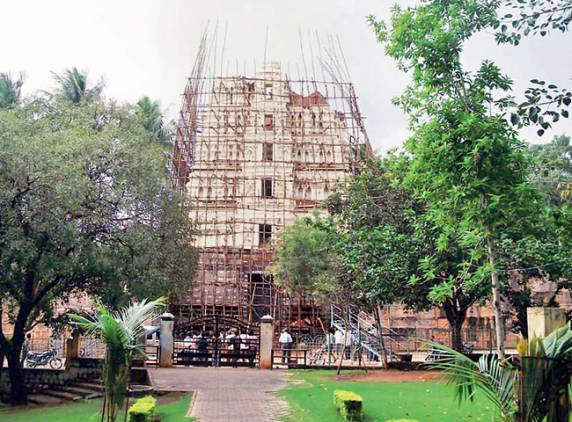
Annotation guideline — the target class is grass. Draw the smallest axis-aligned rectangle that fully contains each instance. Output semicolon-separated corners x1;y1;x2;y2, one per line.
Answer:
280;370;502;422
0;393;194;422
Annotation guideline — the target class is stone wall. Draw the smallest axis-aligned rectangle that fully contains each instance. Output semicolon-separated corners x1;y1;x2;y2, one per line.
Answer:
0;357;102;399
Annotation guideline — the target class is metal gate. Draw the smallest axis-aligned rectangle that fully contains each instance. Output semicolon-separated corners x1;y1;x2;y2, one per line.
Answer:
172;315;260;367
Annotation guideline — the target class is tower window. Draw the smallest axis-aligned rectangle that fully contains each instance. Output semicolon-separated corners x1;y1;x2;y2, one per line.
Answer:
261;179;273;198
259;224;272;246
264;83;273;99
263;143;273;161
264;114;273;130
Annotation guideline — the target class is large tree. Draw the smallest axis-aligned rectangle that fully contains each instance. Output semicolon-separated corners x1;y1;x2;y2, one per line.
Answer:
326;157;492;352
0;93;197;405
370;0;551;357
274;157;492;353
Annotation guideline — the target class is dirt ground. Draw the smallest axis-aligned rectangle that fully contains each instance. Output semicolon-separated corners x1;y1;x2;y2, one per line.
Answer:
332;369;443;383
155;391;188;405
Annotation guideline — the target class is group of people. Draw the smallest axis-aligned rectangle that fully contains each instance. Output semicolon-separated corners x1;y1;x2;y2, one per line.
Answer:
181;329;258;367
278;327;357;365
327;327;353;358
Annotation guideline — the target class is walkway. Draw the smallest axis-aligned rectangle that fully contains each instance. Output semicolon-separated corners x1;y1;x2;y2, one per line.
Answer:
148;367;289;422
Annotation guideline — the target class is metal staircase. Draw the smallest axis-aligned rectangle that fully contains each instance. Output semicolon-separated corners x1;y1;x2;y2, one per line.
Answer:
330;304;409;361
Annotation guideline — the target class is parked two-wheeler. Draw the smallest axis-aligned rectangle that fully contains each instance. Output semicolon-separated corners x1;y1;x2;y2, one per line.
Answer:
25;348;63;369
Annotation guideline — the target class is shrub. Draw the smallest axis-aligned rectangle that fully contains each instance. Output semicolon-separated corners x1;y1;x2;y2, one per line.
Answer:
333;390;363;421
128;395;157;422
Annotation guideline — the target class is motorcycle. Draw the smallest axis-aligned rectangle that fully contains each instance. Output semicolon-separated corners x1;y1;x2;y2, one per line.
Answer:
25;348;63;369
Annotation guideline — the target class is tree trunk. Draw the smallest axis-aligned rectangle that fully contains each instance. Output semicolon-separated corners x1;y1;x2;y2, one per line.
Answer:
481;193;506;359
374;305;389;368
486;235;505;359
6;345;27;406
443;300;467;352
450;317;464;353
5;305;31;405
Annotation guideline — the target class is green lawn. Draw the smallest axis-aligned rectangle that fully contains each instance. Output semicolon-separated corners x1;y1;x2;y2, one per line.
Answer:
0;393;193;422
280;370;501;422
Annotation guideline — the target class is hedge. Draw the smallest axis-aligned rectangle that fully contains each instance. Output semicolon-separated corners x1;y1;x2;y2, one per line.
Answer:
333;390;363;421
128;395;157;422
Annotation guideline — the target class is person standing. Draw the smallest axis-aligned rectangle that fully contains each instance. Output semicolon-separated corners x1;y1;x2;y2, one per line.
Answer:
334;328;344;356
20;333;31;368
278;328;293;364
326;328;336;363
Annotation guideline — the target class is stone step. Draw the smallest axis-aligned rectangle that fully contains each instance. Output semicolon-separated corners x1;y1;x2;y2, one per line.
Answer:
41;389;80;401
28;393;64;405
71;381;104;392
58;385;101;397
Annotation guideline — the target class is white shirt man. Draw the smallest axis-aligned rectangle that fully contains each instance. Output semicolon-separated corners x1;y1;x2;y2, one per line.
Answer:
278;329;293;364
240;332;249;350
335;329;345;354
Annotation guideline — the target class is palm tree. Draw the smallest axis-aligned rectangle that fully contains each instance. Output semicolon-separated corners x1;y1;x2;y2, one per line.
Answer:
70;298;165;422
136;96;173;147
427;323;572;421
0;72;24;109
52;67;103;103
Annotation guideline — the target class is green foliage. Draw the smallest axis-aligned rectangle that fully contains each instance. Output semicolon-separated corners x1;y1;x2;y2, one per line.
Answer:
427;342;517;418
0;90;197;405
274;155;492;350
369;0;568;355
272;215;334;299
0;72;23;109
136;96;173;148
128;395;157;422
428;323;572;421
494;1;572;135
71;299;164;422
529;134;572;204
333;390;363;422
52;67;103;103
496;0;572;45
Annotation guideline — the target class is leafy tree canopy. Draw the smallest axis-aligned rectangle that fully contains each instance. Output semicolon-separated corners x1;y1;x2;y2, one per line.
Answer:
368;0;570;356
0;93;196;404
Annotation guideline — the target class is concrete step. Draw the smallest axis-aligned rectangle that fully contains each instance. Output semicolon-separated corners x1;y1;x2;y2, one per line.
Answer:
28;393;64;405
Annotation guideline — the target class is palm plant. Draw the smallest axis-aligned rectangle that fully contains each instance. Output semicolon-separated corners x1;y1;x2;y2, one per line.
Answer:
70;298;165;422
136;96;173;147
0;72;24;109
52;67;103;103
427;323;572;421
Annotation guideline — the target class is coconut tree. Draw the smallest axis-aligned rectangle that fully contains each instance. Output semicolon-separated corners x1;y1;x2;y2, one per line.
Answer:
70;298;165;422
0;72;23;109
52;67;103;103
136;96;173;147
428;323;572;421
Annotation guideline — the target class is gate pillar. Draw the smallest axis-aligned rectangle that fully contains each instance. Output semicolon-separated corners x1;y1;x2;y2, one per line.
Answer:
527;307;566;338
259;315;274;369
159;313;175;368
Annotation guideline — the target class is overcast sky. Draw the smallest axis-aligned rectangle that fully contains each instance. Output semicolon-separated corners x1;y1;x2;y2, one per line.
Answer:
2;0;571;153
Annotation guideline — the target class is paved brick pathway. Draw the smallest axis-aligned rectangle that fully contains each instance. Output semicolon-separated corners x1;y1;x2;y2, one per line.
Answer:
148;367;289;422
